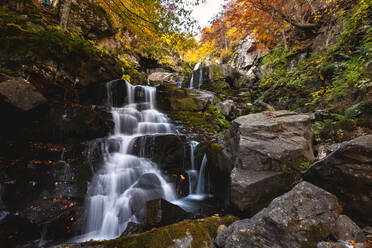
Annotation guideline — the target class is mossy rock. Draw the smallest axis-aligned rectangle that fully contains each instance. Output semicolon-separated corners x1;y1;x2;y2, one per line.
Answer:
103;216;238;248
169;97;202;112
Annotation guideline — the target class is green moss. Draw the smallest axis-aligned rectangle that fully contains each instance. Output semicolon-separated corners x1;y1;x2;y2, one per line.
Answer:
170;97;200;111
102;216;238;248
170;105;230;134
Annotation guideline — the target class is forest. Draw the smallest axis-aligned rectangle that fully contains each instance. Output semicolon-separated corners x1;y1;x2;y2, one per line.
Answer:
0;0;371;247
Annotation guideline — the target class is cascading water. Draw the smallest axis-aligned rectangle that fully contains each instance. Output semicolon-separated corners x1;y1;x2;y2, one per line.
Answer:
196;154;207;195
186;141;199;194
189;62;203;89
77;80;177;241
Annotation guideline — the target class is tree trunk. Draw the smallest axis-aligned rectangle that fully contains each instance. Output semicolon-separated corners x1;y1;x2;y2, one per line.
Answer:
59;0;72;29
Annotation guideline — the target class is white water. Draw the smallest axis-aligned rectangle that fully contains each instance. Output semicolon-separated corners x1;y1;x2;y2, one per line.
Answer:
196;154;207;195
189;62;203;89
186;141;199;194
77;80;177;241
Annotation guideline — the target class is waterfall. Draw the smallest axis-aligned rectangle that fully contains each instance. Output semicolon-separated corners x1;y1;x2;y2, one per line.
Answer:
189;62;203;89
77;80;177;241
196;154;207;194
186;141;199;194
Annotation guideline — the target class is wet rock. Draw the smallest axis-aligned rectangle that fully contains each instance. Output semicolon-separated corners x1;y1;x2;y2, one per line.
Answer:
145;198;188;228
205;143;232;207
0;77;47;111
217;100;234;116
121;222;144;237
304;135;372;224
106;79;128;107
130;134;190;172
216;182;342;248
128;174;165;222
226;110;315;172
230;169;293;215
332;215;365;242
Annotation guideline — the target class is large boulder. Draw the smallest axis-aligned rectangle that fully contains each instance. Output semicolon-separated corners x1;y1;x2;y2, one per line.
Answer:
224;110;315;214
230;170;293;215
0;77;47;111
227;110;315;172
304;135;372;224
216;182;342;248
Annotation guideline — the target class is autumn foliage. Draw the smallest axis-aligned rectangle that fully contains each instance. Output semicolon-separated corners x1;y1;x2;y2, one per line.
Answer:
186;0;349;62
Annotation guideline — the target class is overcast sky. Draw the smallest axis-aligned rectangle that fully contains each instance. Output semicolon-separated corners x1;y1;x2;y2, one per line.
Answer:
191;0;226;30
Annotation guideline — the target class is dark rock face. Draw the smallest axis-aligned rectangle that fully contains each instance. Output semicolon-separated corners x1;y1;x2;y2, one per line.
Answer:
216;182;342;248
304;135;372;224
145;198;188;228
0;141;91;247
130;134;190;172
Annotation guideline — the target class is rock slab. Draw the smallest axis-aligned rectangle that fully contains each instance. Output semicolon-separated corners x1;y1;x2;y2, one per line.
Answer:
216;181;342;248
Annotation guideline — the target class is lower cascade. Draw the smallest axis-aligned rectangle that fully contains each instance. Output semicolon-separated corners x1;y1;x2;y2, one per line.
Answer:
76;80;209;242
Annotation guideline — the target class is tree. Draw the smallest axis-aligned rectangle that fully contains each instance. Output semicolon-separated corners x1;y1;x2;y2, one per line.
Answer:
97;0;200;57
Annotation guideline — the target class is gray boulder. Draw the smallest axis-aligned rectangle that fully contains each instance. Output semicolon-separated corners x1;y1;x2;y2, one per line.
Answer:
227;110;315;172
230;170;293;215
216;182;342;248
0;77;47;111
304;135;372;224
224;110;315;214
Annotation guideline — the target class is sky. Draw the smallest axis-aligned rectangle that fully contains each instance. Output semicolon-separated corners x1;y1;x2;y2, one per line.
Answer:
191;0;226;30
